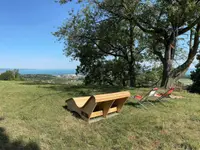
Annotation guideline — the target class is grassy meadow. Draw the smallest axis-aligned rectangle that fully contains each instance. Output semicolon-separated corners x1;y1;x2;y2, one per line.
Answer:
0;81;200;150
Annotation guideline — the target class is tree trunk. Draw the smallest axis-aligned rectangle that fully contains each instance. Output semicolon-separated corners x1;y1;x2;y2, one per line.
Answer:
128;19;136;87
161;24;200;88
161;59;174;88
122;79;126;87
160;42;174;88
122;71;126;87
161;63;168;87
129;63;136;87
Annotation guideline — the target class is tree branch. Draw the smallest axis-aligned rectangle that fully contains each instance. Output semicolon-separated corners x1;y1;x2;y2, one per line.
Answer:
133;19;156;34
172;23;200;78
178;17;200;35
77;35;127;58
152;41;165;65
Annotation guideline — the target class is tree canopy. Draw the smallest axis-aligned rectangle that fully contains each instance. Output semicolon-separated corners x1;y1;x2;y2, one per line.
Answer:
54;0;200;88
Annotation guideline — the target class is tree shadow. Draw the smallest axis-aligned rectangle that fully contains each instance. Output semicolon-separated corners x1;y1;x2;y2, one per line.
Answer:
0;122;40;150
45;84;125;97
62;106;82;120
125;99;164;109
19;81;125;97
0;117;5;121
125;101;140;108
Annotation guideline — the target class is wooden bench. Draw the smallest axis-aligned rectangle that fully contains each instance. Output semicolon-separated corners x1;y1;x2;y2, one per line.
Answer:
66;91;130;122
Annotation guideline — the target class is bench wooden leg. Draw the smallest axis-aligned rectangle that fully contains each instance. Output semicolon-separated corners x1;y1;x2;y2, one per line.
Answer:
103;101;115;118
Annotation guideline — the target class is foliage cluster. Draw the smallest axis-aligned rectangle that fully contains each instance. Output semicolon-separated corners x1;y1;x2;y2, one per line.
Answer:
190;55;200;93
0;70;22;81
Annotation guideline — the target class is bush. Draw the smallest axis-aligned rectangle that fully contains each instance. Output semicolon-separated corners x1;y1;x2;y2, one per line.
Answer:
136;66;162;87
0;70;22;81
190;68;200;93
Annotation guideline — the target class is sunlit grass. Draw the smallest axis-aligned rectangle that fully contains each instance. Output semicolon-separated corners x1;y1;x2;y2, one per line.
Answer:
178;78;193;86
0;81;200;149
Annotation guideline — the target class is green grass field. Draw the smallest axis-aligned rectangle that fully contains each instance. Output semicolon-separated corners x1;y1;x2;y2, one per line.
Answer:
0;81;200;150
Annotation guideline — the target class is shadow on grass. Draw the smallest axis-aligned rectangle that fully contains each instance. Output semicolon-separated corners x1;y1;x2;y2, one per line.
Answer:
0;120;40;150
43;84;124;96
125;101;140;107
125;99;167;109
17;81;126;114
19;81;125;97
62;105;82;120
0;117;5;121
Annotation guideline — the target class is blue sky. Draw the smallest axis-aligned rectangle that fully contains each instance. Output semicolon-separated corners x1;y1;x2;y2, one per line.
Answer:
0;0;79;69
0;1;197;70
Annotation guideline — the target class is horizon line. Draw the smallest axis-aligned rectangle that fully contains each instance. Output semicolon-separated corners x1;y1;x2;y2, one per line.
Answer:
0;68;76;70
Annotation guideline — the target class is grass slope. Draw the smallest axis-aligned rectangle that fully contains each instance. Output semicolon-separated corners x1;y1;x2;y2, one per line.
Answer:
0;81;200;150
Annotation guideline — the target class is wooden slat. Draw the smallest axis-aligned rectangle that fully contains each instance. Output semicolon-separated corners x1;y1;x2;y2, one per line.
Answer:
90;110;103;118
108;107;117;113
90;107;117;118
90;107;118;118
94;91;130;102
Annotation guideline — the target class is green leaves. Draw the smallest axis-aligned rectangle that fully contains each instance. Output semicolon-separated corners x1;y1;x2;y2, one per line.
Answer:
54;0;200;87
56;0;83;5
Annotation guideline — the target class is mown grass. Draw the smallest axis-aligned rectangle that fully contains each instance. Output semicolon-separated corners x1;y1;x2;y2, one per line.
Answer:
0;81;200;150
178;78;193;86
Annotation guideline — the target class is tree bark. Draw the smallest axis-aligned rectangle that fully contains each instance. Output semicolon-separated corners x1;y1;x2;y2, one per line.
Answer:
122;79;126;87
161;62;168;87
128;19;136;87
160;42;173;88
129;62;135;87
161;24;200;88
170;24;200;79
122;71;127;87
161;59;174;88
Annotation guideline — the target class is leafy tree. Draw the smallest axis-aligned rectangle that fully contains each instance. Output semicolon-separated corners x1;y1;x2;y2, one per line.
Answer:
133;0;200;87
54;0;148;87
91;0;200;88
0;70;22;81
56;0;200;88
136;65;163;87
0;71;15;80
77;58;130;86
0;70;15;80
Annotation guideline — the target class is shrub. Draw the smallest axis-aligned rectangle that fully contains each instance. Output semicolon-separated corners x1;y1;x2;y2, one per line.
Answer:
190;54;200;93
136;66;162;87
190;68;200;93
0;70;22;81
